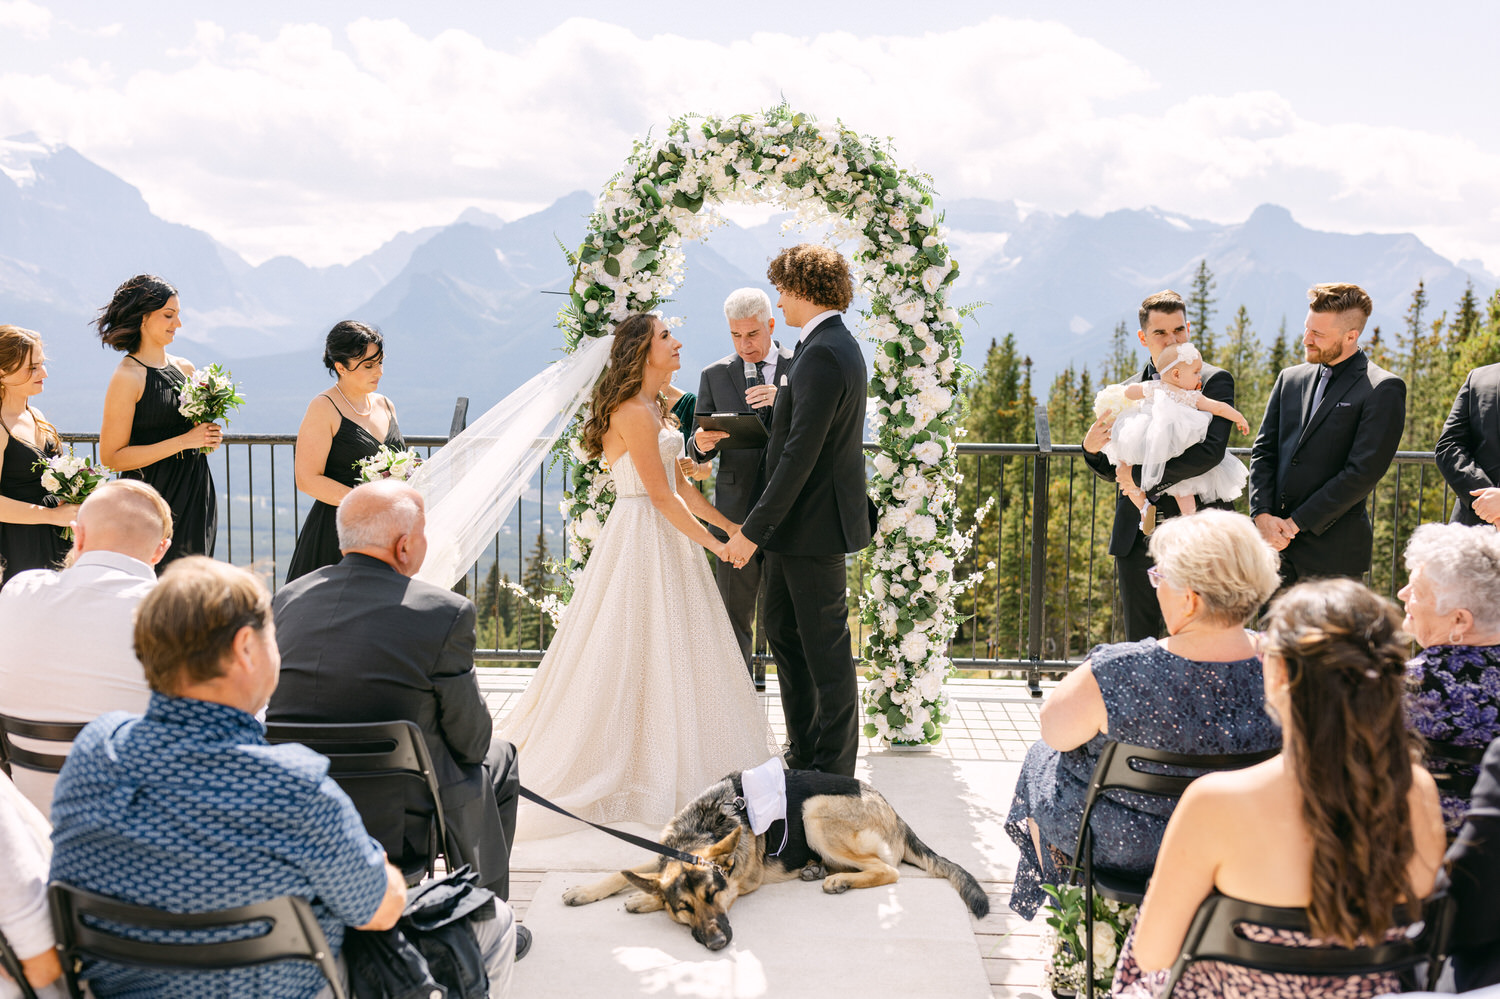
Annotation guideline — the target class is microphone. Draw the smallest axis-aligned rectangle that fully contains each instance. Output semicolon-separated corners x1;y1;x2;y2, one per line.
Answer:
744;359;760;386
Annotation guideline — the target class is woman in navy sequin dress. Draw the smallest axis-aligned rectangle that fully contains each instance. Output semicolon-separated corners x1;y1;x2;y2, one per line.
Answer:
1005;511;1283;919
97;276;221;571
1397;523;1500;832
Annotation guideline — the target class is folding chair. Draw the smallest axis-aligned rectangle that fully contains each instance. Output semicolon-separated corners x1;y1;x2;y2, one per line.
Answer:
264;720;459;884
0;715;86;777
1425;739;1488;800
1070;740;1279;991
48;883;346;999
1159;891;1455;997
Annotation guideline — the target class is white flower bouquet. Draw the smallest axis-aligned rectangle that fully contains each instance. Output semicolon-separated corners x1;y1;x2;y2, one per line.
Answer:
177;363;245;452
32;450;113;538
1040;883;1138;997
356;446;424;483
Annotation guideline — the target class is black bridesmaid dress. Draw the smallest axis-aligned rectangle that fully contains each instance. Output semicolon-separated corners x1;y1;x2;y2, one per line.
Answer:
0;432;69;585
285;400;404;583
121;358;217;570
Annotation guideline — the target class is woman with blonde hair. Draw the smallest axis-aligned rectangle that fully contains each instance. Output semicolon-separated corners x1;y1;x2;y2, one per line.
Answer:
1005;509;1283;918
1113;579;1446;996
498;313;775;836
0;326;78;584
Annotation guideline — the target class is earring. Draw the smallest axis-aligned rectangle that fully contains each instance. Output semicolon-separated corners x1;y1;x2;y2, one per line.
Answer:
1449;628;1463;645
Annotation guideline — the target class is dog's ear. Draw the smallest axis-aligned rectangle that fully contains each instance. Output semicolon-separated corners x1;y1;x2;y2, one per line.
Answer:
707;826;742;863
622;870;663;896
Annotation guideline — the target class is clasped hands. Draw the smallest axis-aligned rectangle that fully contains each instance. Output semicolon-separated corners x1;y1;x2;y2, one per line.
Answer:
1254;512;1300;552
722;529;757;570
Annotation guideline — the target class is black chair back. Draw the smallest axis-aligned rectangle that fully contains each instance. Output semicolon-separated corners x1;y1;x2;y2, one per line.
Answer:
263;720;455;883
0;926;40;999
1070;740;1280;992
48;882;347;999
0;715;87;776
1425;739;1487;799
1159;891;1455;998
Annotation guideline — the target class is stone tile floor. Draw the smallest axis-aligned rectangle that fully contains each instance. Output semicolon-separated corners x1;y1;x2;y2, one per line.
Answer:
478;667;1052;999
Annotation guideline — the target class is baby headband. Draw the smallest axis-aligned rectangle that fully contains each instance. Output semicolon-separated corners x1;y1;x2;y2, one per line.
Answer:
1159;342;1202;378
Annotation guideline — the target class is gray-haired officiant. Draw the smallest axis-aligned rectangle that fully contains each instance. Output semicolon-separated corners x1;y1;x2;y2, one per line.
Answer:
689;288;794;690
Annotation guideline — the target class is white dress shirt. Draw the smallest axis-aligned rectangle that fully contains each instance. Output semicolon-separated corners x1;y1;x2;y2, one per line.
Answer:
798;310;841;345
0;550;155;817
0;773;54;998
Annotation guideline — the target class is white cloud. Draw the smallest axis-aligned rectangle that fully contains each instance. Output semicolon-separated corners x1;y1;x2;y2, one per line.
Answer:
0;0;50;39
0;14;1497;273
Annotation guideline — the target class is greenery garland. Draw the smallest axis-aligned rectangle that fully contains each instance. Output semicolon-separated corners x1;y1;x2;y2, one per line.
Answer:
557;104;978;746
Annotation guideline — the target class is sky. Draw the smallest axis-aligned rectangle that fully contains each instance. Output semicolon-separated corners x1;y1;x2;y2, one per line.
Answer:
3;0;1499;271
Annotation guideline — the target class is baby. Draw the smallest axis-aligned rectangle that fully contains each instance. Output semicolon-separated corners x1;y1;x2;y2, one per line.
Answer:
1094;342;1250;530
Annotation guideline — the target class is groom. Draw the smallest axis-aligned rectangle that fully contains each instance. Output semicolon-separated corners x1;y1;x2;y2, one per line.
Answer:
724;244;873;776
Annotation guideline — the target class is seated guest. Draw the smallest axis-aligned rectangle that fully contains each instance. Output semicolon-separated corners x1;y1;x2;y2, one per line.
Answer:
1113;579;1446;997
1;773;63;999
1445;736;1500;990
0;479;171;816
1397;522;1500;833
1005;510;1282;919
48;558;413;998
267;481;527;953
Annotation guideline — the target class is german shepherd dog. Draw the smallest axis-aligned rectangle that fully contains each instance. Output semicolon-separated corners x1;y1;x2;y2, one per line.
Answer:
562;770;990;950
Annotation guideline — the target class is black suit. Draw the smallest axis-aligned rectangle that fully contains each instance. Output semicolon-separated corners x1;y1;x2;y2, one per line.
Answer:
1444;736;1500;990
1249;350;1406;583
1082;361;1237;641
267;553;517;899
741;314;872;776
692;343;793;672
1436;363;1500;526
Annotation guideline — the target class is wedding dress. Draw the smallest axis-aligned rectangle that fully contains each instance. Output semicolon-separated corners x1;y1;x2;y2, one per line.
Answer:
499;426;778;838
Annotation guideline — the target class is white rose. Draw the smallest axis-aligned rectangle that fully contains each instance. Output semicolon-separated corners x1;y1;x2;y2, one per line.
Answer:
915;208;935;228
890;582;908;598
41;471;61;492
893;298;924;325
912;441;942;466
899;630;929;661
891;244;919;267
926;551;954;573
873;453;897;478
1092;922;1119;970
920;572;938;592
921;267;947;294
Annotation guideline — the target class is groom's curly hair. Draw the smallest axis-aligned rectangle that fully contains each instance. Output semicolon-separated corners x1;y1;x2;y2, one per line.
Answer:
767;244;853;311
582;313;679;460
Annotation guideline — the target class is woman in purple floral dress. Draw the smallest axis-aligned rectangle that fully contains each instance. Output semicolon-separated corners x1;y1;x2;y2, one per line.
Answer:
1398;523;1500;833
1112;580;1446;998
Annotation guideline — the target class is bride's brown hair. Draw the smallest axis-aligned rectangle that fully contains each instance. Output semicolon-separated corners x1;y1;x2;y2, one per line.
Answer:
1261;579;1420;946
581;313;678;460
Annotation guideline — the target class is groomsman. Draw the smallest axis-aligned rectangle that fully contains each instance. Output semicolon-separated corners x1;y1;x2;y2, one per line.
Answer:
690;288;795;688
724;245;874;777
1082;290;1237;641
1436;363;1500;526
1249;283;1406;585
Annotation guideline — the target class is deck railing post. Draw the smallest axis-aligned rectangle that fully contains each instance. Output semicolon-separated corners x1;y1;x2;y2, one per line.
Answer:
1027;405;1051;698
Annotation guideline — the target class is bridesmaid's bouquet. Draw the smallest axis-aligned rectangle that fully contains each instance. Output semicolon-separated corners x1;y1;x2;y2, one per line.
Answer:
356;446;424;483
32;450;113;538
178;363;245;453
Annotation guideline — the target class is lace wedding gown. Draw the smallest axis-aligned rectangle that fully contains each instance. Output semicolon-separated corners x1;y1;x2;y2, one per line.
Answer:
500;426;778;838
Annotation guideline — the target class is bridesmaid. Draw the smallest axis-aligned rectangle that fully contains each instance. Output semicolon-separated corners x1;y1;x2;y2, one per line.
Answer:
97;275;221;571
285;321;404;582
0;326;79;585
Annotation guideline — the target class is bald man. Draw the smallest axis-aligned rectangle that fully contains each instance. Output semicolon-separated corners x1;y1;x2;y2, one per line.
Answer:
0;479;173;816
267;481;528;956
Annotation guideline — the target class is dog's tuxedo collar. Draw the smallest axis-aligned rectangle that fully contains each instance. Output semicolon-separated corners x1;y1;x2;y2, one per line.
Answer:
732;761;790;856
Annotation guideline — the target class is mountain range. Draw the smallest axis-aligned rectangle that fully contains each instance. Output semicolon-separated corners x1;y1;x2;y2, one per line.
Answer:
3;132;1494;436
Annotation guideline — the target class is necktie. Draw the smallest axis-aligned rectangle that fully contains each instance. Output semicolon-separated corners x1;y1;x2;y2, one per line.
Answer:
754;360;767;385
1307;365;1332;425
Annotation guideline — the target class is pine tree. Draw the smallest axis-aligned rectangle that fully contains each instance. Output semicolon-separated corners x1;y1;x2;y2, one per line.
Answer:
1453;281;1481;343
1103;321;1139;383
1268;316;1291;376
476;564;518;649
1188;260;1218;362
515;528;555;651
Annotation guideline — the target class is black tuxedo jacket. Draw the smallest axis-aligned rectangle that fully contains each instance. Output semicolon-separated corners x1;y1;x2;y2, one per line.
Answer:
1248;350;1406;578
741;315;872;555
691;342;794;523
267;553;496;868
1083;361;1237;557
1444;736;1500;990
1436;363;1500;526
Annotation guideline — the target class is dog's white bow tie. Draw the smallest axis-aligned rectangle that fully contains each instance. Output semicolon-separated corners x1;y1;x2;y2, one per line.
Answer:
741;757;788;844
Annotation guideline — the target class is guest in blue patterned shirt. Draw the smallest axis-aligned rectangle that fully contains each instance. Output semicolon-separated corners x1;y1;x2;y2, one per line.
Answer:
49;557;408;999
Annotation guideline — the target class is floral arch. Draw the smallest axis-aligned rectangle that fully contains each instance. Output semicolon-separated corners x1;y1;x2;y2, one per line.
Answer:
557;105;975;747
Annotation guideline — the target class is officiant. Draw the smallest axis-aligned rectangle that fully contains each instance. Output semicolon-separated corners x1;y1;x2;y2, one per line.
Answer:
689;288;794;689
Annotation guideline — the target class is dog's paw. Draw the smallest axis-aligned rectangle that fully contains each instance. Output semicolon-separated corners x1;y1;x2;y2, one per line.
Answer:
799;863;827;881
822;874;854;895
562;886;597;907
624;892;664;913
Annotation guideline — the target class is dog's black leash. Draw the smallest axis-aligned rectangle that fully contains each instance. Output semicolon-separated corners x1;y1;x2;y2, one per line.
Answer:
518;785;725;873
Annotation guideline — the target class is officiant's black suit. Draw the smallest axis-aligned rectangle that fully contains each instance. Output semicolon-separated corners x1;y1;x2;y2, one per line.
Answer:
1249;350;1406;583
1436;363;1500;525
692;342;794;672
1082;360;1237;641
267;552;518;899
741;314;873;776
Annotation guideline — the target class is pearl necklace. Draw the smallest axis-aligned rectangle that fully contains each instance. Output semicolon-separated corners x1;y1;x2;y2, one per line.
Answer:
334;383;372;417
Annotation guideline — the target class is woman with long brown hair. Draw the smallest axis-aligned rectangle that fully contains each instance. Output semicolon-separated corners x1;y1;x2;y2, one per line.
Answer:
498;313;775;836
1112;578;1446;997
0;326;78;584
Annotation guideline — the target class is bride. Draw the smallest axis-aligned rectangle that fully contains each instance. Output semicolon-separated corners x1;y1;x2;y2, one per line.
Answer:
495;313;777;837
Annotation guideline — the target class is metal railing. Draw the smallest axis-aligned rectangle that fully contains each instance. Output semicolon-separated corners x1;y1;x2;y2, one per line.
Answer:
59;403;1453;692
